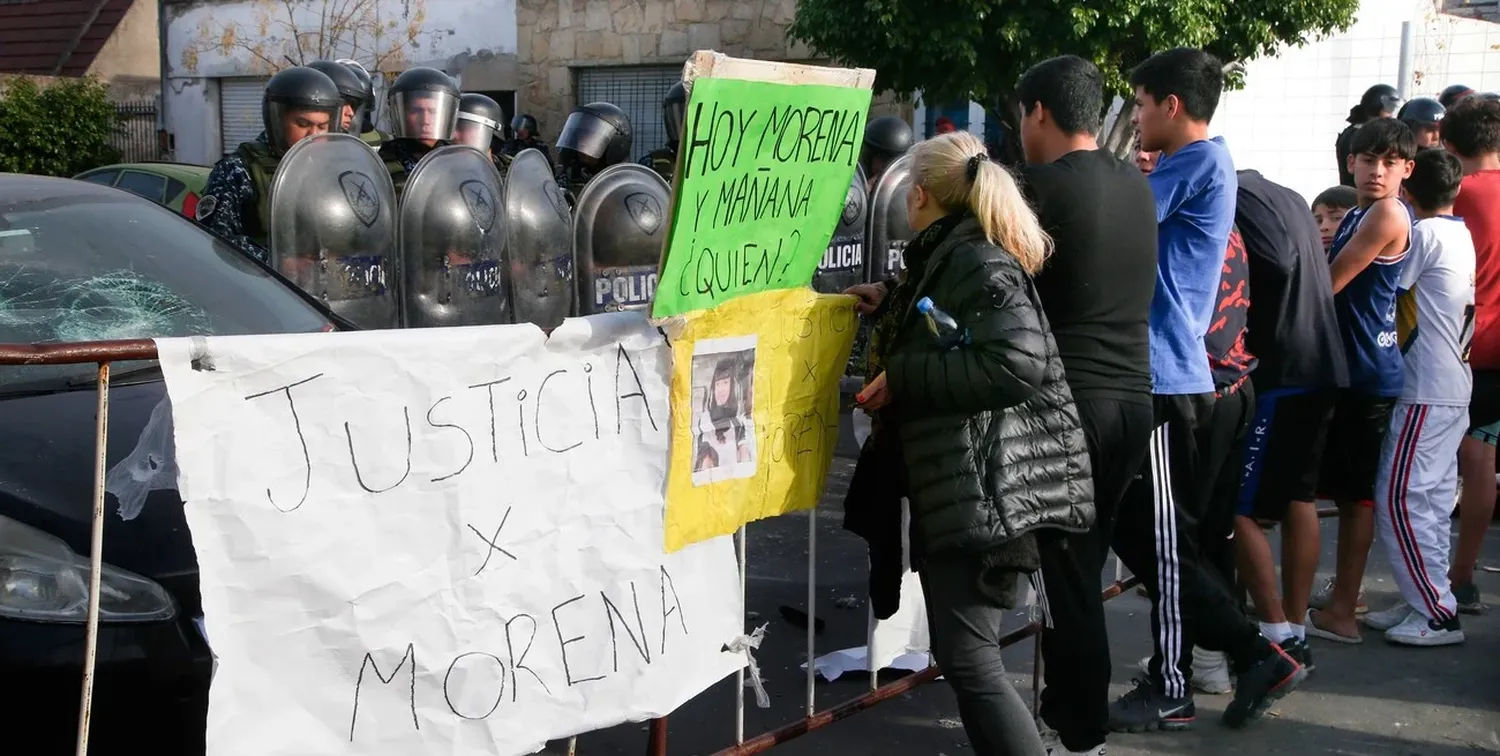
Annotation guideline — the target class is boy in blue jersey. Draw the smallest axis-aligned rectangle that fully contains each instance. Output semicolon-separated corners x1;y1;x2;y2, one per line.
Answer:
1307;118;1417;644
1108;47;1307;735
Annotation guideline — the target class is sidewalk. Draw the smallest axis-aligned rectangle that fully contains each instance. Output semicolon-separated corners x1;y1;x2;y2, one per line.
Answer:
543;458;1500;756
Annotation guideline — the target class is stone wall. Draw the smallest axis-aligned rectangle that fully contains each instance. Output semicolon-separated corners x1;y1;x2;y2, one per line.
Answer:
515;0;909;144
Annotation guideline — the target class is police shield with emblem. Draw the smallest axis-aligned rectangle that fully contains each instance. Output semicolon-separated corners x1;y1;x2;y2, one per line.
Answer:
268;132;400;329
504;147;575;329
399;144;511;328
865;152;914;283
812;164;868;294
571;162;669;315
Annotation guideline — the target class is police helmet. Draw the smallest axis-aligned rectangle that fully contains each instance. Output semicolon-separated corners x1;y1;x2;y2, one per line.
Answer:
663;81;687;145
1397;97;1445;127
306;60;369;134
454;93;505;152
1359;84;1402;119
388;66;460;142
864;116;914;157
558;102;633;174
335;58;378;132
1439;84;1475;110
261;65;345;154
512;113;540;140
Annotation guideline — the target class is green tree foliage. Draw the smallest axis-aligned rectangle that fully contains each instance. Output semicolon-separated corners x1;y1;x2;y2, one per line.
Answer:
789;0;1360;159
0;76;122;177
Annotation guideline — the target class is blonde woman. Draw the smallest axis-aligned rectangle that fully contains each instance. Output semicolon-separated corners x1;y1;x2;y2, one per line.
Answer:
842;130;1095;755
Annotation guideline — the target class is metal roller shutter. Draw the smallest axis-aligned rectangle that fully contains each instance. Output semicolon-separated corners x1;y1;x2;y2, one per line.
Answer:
219;77;268;155
575;66;681;162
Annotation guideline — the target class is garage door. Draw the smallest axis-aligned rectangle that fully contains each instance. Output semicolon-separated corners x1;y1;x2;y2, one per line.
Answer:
219;77;268;155
575;66;681;162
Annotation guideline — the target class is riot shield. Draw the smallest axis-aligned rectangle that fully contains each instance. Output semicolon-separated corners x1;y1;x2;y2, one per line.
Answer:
812;165;868;294
268;132;400;330
865;153;914;282
504;148;575;329
571;162;669;316
398;145;510;328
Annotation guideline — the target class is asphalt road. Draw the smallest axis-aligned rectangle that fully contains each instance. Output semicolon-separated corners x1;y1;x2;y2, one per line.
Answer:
543;410;1500;756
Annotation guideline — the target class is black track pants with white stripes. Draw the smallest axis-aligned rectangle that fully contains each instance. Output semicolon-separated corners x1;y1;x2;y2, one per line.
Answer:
1111;393;1272;699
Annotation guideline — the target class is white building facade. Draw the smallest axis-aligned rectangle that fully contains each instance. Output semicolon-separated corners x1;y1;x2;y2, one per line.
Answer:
160;0;520;165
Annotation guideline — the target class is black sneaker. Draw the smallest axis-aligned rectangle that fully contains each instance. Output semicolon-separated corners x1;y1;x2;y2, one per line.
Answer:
1281;636;1315;673
1223;644;1308;729
1107;677;1195;733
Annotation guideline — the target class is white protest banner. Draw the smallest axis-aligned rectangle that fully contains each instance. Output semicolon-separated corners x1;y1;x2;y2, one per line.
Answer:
157;312;744;756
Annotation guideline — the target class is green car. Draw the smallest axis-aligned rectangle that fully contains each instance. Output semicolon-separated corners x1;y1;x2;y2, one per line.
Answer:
73;162;211;218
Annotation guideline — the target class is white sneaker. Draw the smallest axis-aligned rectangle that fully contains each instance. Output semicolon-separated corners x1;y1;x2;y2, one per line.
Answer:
1039;728;1107;756
1385;611;1465;647
1135;647;1232;694
1362;602;1416;632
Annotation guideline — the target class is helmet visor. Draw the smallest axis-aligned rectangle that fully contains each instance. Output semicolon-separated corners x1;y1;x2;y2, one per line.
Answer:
664;100;685;143
557;111;614;160
453;112;498;151
391;90;459;142
266;101;343;153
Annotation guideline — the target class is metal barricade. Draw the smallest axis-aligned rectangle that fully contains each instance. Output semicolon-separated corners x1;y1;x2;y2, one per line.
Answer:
0;337;1343;756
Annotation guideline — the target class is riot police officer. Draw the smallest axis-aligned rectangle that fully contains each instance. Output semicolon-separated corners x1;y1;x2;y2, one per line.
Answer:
504;113;551;160
1397;96;1446;149
454;92;509;173
1440;83;1476;110
336;58;387;146
1336;83;1400;186
198;65;343;263
556;101;632;204
305;59;369;135
380;66;460;192
640;81;685;183
860;115;913;191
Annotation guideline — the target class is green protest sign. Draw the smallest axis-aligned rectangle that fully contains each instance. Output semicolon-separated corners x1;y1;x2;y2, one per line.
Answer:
650;76;872;319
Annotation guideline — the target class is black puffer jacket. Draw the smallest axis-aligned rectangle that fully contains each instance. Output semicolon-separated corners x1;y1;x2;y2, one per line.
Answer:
884;217;1095;559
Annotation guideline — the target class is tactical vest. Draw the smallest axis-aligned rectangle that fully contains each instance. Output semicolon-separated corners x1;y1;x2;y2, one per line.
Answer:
233;140;281;250
360;129;389;148
383;152;410;196
647;147;676;183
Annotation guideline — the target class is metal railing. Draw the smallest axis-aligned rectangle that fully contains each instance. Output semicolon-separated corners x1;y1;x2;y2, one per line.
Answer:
0;336;1341;756
111;101;161;163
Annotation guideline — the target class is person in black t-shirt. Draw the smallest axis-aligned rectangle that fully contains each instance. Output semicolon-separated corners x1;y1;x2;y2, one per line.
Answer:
1232;169;1350;661
1017;54;1158;756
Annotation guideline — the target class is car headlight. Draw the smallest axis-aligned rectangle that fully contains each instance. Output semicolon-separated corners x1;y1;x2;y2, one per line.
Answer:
0;514;176;623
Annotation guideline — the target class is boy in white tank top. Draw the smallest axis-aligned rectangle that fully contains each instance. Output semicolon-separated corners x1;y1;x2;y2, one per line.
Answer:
1365;148;1476;646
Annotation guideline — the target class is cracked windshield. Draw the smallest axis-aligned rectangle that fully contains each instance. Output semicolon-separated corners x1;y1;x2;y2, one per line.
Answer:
0;189;332;394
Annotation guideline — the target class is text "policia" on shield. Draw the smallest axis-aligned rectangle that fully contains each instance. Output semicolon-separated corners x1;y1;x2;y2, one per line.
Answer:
595;270;659;310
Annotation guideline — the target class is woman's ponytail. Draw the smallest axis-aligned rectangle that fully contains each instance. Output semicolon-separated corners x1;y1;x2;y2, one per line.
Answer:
908;131;1052;274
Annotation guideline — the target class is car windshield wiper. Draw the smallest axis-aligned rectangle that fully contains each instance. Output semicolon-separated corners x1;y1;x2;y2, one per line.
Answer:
66;361;162;388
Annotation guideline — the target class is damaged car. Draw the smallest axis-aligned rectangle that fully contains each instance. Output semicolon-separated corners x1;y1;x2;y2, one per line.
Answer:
0;174;341;754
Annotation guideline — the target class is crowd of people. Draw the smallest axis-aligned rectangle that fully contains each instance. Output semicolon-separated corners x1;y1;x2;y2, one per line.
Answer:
843;48;1498;756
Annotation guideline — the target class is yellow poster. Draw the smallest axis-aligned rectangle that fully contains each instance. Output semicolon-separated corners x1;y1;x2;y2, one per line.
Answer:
662;288;859;552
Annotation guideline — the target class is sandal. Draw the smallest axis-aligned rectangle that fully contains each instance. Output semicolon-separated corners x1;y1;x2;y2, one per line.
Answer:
1305;608;1363;644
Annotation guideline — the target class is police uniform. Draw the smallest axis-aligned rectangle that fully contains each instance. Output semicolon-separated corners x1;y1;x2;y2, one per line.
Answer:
198;132;277;263
360;129;390;148
504;138;551;160
380;139;436;195
640;146;676;183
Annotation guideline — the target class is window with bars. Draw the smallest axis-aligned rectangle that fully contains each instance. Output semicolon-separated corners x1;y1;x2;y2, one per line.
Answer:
575;66;682;162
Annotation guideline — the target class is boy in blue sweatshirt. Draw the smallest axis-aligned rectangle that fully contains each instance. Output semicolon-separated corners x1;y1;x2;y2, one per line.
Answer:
1108;47;1308;735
